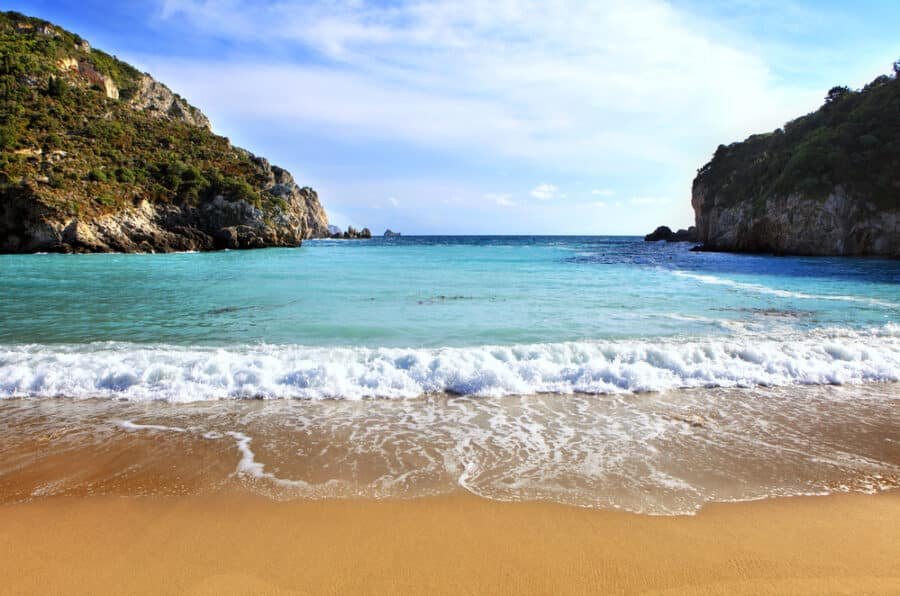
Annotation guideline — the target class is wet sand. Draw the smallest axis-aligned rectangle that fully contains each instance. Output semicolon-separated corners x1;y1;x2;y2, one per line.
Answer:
2;386;898;513
1;491;898;595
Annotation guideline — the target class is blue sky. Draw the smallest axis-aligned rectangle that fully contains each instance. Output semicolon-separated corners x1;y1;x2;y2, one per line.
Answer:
11;1;900;234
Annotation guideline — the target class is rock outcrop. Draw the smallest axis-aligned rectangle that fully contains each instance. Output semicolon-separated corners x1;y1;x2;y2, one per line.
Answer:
1;157;329;253
692;185;898;257
329;226;372;239
691;63;899;257
644;226;696;242
128;74;212;130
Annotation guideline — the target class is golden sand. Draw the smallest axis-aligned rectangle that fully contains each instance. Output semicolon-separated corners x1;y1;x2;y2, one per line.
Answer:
0;491;898;595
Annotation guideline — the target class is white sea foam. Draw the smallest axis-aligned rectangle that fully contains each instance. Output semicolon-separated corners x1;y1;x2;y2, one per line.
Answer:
672;270;899;308
0;326;897;401
225;431;308;488
115;420;187;432
101;381;900;514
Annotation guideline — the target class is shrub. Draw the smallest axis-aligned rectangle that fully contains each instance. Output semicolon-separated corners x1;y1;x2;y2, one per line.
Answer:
45;75;64;98
114;167;135;183
87;168;107;182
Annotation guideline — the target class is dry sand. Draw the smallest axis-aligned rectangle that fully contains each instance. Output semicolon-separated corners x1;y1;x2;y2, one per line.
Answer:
0;491;898;595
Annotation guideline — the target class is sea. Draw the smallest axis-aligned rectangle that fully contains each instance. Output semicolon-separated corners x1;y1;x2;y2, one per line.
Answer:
0;236;897;514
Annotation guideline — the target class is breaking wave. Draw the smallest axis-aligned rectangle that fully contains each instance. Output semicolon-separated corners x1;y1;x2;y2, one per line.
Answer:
0;325;897;401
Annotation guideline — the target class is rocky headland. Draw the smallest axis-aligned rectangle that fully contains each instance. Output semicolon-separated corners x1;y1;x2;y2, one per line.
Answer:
0;12;328;253
690;62;899;257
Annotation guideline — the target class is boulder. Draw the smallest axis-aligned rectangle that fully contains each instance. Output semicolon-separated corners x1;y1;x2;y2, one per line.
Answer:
644;226;697;242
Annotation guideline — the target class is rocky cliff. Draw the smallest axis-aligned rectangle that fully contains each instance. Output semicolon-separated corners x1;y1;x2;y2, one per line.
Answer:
0;11;328;253
692;63;899;257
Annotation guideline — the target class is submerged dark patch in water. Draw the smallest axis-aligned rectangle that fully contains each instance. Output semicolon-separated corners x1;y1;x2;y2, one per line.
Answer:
416;295;481;305
715;307;815;319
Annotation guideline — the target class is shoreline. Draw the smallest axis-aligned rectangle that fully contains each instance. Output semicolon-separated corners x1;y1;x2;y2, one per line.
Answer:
1;383;897;513
0;491;897;594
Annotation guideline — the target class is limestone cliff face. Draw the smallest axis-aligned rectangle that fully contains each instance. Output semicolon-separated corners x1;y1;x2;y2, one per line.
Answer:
1;154;329;253
692;184;899;257
128;74;212;130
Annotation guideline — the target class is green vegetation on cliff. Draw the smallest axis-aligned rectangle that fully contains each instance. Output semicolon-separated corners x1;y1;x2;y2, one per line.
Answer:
696;62;900;213
0;10;284;220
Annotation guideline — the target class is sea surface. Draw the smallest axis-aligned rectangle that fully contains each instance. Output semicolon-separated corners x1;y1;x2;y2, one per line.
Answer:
0;236;898;513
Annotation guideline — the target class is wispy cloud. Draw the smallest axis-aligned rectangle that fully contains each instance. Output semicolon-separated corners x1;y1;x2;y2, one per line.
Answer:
153;0;820;173
145;0;857;234
530;184;559;201
485;192;516;207
387;196;400;207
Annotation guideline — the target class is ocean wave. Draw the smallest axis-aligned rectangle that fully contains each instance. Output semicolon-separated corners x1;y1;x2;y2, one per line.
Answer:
0;326;897;401
672;270;899;308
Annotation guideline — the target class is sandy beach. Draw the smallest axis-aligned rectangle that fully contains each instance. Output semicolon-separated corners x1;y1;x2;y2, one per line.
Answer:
0;391;898;593
1;491;898;595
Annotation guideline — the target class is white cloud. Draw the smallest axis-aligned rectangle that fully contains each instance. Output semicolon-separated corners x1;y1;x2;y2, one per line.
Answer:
387;196;400;207
530;183;559;201
152;0;821;174
485;192;516;207
146;0;857;234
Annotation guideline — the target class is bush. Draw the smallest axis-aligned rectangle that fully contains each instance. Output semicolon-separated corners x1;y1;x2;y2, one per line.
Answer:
87;168;107;182
0;117;19;149
114;167;135;183
859;134;879;147
45;75;64;98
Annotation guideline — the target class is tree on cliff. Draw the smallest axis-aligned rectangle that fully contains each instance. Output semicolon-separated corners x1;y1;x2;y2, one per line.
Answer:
824;85;850;104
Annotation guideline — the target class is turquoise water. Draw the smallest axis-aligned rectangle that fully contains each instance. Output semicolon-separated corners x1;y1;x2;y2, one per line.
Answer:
0;236;898;399
1;237;898;513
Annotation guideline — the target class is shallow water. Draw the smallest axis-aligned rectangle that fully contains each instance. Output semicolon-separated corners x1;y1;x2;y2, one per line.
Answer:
0;237;897;512
0;237;898;399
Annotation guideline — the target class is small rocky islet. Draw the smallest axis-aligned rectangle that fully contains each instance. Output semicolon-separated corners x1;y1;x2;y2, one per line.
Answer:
328;226;372;239
643;225;697;243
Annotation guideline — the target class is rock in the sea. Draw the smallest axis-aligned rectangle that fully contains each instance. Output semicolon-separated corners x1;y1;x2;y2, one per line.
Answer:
644;226;697;242
332;226;372;239
384;229;401;237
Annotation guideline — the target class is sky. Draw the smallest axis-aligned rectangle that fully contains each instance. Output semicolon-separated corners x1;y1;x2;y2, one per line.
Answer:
10;1;900;234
